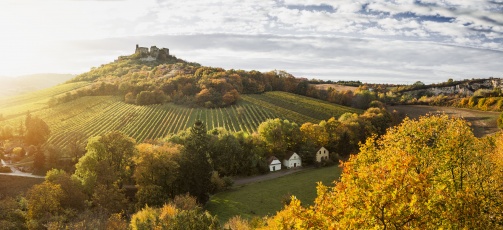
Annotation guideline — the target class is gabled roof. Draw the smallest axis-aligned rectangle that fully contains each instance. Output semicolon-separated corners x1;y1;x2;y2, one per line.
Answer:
316;146;328;152
268;156;280;165
284;151;297;160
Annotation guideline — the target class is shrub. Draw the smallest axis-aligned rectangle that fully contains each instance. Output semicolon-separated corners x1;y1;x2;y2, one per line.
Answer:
0;166;12;173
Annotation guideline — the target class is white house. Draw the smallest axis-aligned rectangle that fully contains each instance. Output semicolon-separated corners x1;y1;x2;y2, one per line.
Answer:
283;152;302;169
315;147;329;163
268;156;282;172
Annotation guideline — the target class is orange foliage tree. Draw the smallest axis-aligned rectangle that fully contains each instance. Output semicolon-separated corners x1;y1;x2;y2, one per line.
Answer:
265;115;503;229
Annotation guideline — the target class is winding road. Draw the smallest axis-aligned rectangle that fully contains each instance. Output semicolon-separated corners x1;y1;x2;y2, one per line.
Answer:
0;159;44;178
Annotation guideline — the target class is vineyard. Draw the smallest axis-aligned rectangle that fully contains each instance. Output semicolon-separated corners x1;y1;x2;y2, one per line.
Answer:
0;90;360;151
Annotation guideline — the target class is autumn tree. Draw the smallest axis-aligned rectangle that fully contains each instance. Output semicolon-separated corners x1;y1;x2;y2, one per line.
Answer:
0;196;25;229
266;115;503;229
130;195;219;230
45;169;87;211
134;143;181;208
26;182;64;228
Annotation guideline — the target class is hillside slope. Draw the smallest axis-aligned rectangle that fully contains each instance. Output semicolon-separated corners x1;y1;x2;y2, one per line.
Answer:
0;73;75;97
0;89;360;150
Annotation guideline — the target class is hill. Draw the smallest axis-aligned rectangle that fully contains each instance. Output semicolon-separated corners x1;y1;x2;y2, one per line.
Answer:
0;45;362;150
0;73;75;97
0;89;360;150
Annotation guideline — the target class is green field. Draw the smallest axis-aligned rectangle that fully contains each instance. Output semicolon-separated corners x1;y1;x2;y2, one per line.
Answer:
205;166;342;223
0;85;361;150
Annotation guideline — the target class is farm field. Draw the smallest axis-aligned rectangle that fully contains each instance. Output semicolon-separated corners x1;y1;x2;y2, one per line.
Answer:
0;90;360;150
205;165;342;223
390;105;500;137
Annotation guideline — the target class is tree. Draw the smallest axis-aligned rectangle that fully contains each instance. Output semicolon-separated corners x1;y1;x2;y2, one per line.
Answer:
32;146;46;174
0;196;25;229
130;200;220;230
74;131;137;193
266;115;503;229
92;184;128;215
64;131;86;163
24;115;50;146
134;143;181;208
257;119;301;159
26;182;64;227
209;133;242;176
177;120;213;203
498;112;503;129
45;169;87;211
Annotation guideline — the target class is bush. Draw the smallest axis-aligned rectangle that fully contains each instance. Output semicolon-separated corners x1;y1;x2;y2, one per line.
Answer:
0;166;12;173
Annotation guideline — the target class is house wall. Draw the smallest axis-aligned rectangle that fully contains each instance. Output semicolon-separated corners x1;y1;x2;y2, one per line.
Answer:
283;153;302;168
286;159;301;168
269;162;281;171
316;147;329;162
269;159;282;171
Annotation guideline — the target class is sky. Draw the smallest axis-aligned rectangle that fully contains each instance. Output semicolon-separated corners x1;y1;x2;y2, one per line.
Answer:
0;0;502;84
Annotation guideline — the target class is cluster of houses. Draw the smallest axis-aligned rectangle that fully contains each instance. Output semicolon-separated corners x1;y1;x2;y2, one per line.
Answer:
267;147;329;172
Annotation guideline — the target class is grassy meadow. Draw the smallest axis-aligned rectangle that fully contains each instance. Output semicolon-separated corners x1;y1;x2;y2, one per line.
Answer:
205;165;342;223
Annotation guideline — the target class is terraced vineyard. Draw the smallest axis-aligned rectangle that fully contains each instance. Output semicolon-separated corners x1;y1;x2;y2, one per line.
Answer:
241;91;361;123
0;90;361;151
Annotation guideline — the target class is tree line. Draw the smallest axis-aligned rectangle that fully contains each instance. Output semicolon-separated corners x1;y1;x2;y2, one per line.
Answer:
0;101;399;229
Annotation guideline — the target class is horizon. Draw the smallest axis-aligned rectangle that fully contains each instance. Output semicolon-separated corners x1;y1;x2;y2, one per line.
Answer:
0;0;502;84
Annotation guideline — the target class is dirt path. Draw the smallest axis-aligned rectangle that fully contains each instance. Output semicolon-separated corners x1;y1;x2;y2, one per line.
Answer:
233;166;308;187
0;159;44;178
390;105;500;137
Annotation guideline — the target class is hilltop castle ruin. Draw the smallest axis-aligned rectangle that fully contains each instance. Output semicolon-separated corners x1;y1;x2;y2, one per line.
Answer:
134;44;170;61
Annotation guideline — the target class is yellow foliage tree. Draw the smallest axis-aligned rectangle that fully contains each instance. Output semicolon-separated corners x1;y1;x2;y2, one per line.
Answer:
26;182;64;226
265;115;503;229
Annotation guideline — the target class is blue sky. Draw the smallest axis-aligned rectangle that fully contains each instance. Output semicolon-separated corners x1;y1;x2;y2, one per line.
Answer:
0;0;501;84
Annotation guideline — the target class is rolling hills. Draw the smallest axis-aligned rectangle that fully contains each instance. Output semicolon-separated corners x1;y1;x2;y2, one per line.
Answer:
0;83;361;151
0;73;75;97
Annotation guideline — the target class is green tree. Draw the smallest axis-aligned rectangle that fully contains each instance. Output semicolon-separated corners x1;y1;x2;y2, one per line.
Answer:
177;120;213;203
74;131;136;193
257;119;301;159
209;133;242;176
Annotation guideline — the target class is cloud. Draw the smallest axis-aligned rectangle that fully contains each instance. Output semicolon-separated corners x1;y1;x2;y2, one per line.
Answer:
0;0;501;82
57;34;503;84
